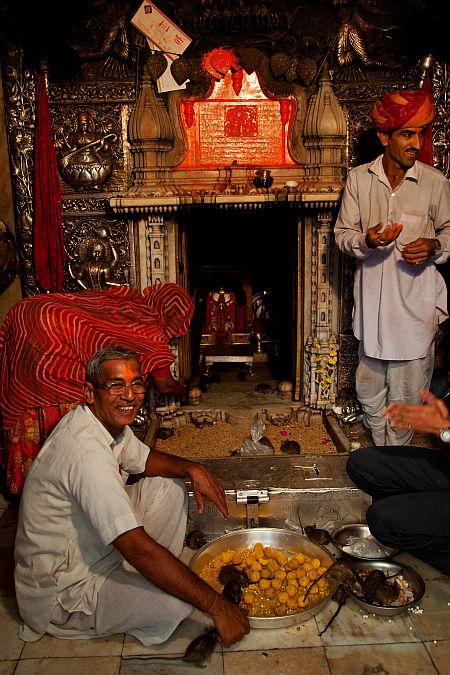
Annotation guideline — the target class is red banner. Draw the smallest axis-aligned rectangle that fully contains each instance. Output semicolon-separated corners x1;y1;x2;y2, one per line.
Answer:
33;70;65;292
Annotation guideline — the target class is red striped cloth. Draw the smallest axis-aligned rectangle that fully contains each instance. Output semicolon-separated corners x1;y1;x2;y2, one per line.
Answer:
0;283;193;429
0;284;194;494
0;283;193;491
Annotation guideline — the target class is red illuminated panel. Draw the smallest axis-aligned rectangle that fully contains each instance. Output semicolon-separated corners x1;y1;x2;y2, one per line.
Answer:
177;71;295;168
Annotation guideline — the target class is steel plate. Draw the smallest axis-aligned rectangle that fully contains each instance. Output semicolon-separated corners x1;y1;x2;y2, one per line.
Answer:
350;560;425;616
189;527;337;628
331;523;399;560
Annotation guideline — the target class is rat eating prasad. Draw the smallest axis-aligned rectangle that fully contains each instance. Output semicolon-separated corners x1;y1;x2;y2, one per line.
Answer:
361;569;400;605
218;564;250;588
304;560;358;601
222;579;243;605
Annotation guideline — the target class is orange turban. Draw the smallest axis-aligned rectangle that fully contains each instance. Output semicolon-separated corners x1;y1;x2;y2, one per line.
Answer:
370;80;435;165
370;86;435;132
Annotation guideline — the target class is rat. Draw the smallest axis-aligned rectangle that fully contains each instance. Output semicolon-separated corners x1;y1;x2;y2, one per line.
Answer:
318;584;350;636
157;427;175;441
255;383;273;394
280;439;301;454
304;560;358;601
186;529;207;550
361;569;400;605
304;525;331;545
222;579;243;605
361;569;386;603
123;628;219;668
183;628;219;666
218;564;249;587
372;581;400;605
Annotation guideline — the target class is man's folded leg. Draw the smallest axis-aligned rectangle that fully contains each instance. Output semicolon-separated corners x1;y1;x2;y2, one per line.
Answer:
367;491;450;575
48;567;194;646
347;446;450;500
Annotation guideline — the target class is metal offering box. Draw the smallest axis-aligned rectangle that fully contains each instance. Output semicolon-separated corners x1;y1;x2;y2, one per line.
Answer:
186;455;370;539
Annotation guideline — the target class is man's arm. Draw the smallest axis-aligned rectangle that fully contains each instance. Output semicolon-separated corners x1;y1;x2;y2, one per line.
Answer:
144;449;228;517
334;171;380;259
431;176;450;265
402;176;450;266
385;389;450;438
114;526;249;647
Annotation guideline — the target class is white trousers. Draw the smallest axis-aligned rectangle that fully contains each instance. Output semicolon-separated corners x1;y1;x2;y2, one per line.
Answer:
356;342;435;446
48;476;193;646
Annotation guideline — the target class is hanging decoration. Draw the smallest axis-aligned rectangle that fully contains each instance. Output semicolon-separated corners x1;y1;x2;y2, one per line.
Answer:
33;69;65;292
202;48;239;80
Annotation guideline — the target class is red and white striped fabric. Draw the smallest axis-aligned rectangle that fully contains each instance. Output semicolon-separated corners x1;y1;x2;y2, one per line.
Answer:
0;283;193;431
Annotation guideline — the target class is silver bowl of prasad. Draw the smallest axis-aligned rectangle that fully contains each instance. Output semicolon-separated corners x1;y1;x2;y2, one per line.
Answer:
189;527;337;628
332;523;399;560
349;559;425;617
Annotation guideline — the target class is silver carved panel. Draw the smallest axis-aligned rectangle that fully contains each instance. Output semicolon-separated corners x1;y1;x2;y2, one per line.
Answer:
63;218;131;292
52;104;126;194
432;61;450;177
2;47;38;296
49;82;135;104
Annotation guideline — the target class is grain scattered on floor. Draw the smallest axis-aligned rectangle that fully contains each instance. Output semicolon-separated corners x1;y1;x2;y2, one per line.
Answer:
155;420;337;458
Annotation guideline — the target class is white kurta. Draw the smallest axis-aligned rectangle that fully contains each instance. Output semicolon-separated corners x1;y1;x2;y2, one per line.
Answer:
334;155;450;360
15;404;150;641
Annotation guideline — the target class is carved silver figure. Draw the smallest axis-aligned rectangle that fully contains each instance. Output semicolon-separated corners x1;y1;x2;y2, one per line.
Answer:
68;234;119;290
59;111;117;189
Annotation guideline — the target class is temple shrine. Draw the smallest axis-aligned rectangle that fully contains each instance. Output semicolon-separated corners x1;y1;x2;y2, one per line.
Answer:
0;1;449;672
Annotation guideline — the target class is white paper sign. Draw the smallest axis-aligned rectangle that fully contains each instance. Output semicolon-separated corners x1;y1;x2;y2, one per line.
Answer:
132;1;192;56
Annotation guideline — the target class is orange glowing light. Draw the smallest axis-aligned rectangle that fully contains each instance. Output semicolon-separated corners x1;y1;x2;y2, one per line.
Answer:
176;70;296;168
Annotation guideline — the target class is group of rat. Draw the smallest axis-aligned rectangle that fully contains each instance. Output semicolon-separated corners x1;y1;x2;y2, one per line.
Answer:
0;82;449;651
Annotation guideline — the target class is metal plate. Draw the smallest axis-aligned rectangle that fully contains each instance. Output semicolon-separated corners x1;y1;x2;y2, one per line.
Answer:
186;456;371;540
189;527;337;628
350;560;425;616
331;523;399;560
188;455;363;490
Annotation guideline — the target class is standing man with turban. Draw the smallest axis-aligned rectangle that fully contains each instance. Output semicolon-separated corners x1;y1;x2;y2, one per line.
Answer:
335;84;450;445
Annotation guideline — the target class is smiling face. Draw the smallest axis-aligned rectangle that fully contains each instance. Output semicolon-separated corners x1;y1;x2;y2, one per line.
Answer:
83;358;145;438
377;126;426;171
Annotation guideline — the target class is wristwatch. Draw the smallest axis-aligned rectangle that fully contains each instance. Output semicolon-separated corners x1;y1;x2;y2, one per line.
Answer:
439;427;450;443
434;238;442;252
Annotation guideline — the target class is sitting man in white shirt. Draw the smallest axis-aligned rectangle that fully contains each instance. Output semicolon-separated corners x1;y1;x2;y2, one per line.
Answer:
14;346;249;647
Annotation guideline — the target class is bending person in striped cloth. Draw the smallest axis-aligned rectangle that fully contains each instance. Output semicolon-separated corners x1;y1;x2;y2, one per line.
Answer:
0;283;193;494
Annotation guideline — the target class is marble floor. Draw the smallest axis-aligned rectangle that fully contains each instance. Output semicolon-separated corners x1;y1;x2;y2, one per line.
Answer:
1;486;449;675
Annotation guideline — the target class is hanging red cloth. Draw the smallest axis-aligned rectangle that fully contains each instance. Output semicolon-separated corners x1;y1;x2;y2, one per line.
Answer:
417;76;434;166
33;69;65;291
